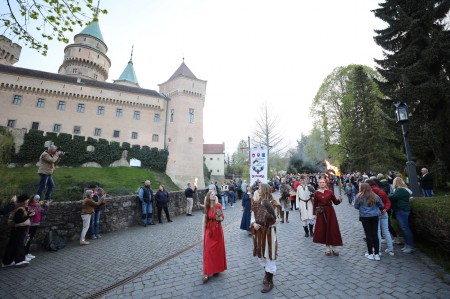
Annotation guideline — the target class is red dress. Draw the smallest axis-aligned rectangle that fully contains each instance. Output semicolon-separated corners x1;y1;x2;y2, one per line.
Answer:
313;189;343;246
203;203;227;275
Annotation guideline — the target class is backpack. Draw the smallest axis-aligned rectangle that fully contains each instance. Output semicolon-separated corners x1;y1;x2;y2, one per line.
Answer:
44;230;66;252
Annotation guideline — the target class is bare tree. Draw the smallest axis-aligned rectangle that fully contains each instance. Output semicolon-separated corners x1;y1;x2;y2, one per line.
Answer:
252;101;288;155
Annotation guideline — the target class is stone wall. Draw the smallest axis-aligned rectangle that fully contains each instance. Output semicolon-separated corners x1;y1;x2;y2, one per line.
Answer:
0;190;207;256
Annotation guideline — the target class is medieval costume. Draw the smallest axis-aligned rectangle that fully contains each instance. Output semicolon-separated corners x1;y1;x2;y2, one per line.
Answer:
296;182;315;237
240;189;252;234
279;180;290;223
313;186;343;256
203;202;227;280
251;184;281;293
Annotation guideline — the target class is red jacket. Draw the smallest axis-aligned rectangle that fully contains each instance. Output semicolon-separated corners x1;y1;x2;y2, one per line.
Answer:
370;185;391;211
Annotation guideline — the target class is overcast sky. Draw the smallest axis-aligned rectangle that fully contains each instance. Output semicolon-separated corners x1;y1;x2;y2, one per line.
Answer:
13;0;386;155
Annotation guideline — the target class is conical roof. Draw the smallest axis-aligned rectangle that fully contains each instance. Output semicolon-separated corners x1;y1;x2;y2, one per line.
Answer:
78;20;105;43
168;60;197;81
115;59;139;86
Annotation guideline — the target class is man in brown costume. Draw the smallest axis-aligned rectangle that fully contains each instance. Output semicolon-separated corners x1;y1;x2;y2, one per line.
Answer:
251;183;281;293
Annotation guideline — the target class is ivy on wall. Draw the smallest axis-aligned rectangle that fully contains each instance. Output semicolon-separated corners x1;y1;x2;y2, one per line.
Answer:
12;130;168;171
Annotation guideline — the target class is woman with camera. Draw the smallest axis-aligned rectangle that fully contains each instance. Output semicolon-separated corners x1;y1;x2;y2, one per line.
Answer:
80;190;105;245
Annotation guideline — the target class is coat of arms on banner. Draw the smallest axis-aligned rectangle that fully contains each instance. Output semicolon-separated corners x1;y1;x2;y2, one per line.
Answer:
252;158;265;174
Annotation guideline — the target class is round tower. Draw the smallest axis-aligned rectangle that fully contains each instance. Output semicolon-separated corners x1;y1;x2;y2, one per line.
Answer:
58;19;111;81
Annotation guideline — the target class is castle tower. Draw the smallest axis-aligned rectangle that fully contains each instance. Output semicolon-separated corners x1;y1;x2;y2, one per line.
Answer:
159;60;206;188
113;47;139;87
58;19;111;81
0;36;22;66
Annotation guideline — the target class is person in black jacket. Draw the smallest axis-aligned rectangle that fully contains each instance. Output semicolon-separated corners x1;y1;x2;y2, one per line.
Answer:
155;184;172;223
184;183;196;216
419;168;433;197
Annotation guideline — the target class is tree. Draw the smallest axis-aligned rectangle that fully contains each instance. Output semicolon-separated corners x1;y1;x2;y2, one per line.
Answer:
373;0;450;187
252;101;287;155
1;0;107;55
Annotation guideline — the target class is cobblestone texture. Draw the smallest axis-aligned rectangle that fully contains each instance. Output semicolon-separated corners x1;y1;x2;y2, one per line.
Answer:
1;187;449;298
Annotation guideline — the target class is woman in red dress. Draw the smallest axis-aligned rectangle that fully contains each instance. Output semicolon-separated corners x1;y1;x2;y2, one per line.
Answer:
203;190;227;283
313;178;343;256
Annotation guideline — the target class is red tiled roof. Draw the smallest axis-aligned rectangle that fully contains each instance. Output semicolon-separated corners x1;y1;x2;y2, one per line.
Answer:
203;144;225;154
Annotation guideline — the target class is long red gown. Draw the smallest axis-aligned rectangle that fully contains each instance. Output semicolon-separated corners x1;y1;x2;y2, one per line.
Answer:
203;203;227;275
313;189;343;246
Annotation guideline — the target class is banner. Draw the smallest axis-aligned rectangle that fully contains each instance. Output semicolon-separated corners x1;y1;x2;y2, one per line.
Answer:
250;147;268;186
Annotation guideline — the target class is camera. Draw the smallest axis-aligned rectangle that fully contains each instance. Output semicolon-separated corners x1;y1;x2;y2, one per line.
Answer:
56;146;70;156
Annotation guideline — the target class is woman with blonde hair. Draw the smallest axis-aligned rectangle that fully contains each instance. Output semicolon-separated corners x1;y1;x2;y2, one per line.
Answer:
251;183;281;293
389;177;415;253
354;183;384;260
202;190;227;283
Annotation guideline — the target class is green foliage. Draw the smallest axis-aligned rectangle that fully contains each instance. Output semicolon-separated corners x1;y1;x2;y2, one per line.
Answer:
1;0;108;55
373;0;450;187
0;128;15;165
12;130;169;170
0;167;180;202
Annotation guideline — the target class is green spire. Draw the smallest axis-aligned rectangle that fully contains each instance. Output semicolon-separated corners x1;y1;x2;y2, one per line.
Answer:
115;46;139;87
79;20;105;43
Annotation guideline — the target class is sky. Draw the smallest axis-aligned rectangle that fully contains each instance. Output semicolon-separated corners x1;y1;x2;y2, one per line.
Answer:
11;0;386;155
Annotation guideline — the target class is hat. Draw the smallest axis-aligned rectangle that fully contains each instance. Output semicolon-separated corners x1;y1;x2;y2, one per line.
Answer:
33;194;41;200
17;194;29;203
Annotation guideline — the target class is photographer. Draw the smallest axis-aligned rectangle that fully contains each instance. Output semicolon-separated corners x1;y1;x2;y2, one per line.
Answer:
36;145;62;200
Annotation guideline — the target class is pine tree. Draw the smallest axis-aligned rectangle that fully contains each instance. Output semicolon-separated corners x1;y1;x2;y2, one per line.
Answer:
373;0;450;187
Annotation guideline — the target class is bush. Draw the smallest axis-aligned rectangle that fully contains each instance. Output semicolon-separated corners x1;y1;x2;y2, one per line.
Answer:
410;196;450;254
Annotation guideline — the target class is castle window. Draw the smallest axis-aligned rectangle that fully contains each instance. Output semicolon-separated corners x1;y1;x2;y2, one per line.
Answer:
73;126;81;134
93;74;98;80
188;137;193;143
53;124;61;132
152;134;159;142
188;108;195;123
7;120;16;128
210;158;213;160
94;128;102;136
113;130;120;138
131;132;138;139
57;101;66;111
170;109;174;122
36;98;45;108
77;103;85;113
12;95;22;105
134;111;141;120
154;113;160;122
73;68;78;74
116;108;123;117
78;48;81;52
31;122;39;130
97;106;105;115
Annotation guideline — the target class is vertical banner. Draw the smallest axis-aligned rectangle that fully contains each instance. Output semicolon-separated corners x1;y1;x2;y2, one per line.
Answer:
250;147;268;186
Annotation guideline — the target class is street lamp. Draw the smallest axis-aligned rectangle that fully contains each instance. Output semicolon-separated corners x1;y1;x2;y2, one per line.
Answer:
394;102;420;197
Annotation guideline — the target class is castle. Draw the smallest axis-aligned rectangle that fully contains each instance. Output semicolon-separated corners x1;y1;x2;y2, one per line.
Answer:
0;20;206;188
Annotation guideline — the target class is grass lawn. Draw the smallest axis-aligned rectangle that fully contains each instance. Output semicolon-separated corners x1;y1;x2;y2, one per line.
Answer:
0;166;180;203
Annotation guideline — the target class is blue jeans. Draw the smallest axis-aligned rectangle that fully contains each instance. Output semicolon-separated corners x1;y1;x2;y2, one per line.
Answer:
423;189;433;197
36;174;55;200
90;210;101;236
378;212;393;251
229;191;235;206
141;201;153;224
222;195;228;208
395;210;414;248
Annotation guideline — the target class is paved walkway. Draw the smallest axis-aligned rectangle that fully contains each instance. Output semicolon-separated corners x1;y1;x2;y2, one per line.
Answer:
1;189;449;299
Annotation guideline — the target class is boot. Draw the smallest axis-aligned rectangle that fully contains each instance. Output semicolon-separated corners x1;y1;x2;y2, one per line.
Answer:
286;212;289;223
280;211;284;223
262;271;269;285
309;224;314;237
142;214;147;227
261;273;273;293
303;226;309;237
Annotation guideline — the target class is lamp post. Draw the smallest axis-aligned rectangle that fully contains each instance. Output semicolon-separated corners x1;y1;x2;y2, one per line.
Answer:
394;102;420;197
346;151;350;175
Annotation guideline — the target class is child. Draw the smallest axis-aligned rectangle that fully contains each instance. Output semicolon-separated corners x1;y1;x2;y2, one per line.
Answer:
345;182;353;205
24;195;49;259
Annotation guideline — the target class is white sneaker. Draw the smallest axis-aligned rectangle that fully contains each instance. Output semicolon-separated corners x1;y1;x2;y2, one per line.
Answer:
26;254;35;259
2;262;15;267
80;240;90;245
25;257;32;262
403;247;416;254
15;261;30;267
366;254;374;260
385;249;395;256
374;254;381;261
